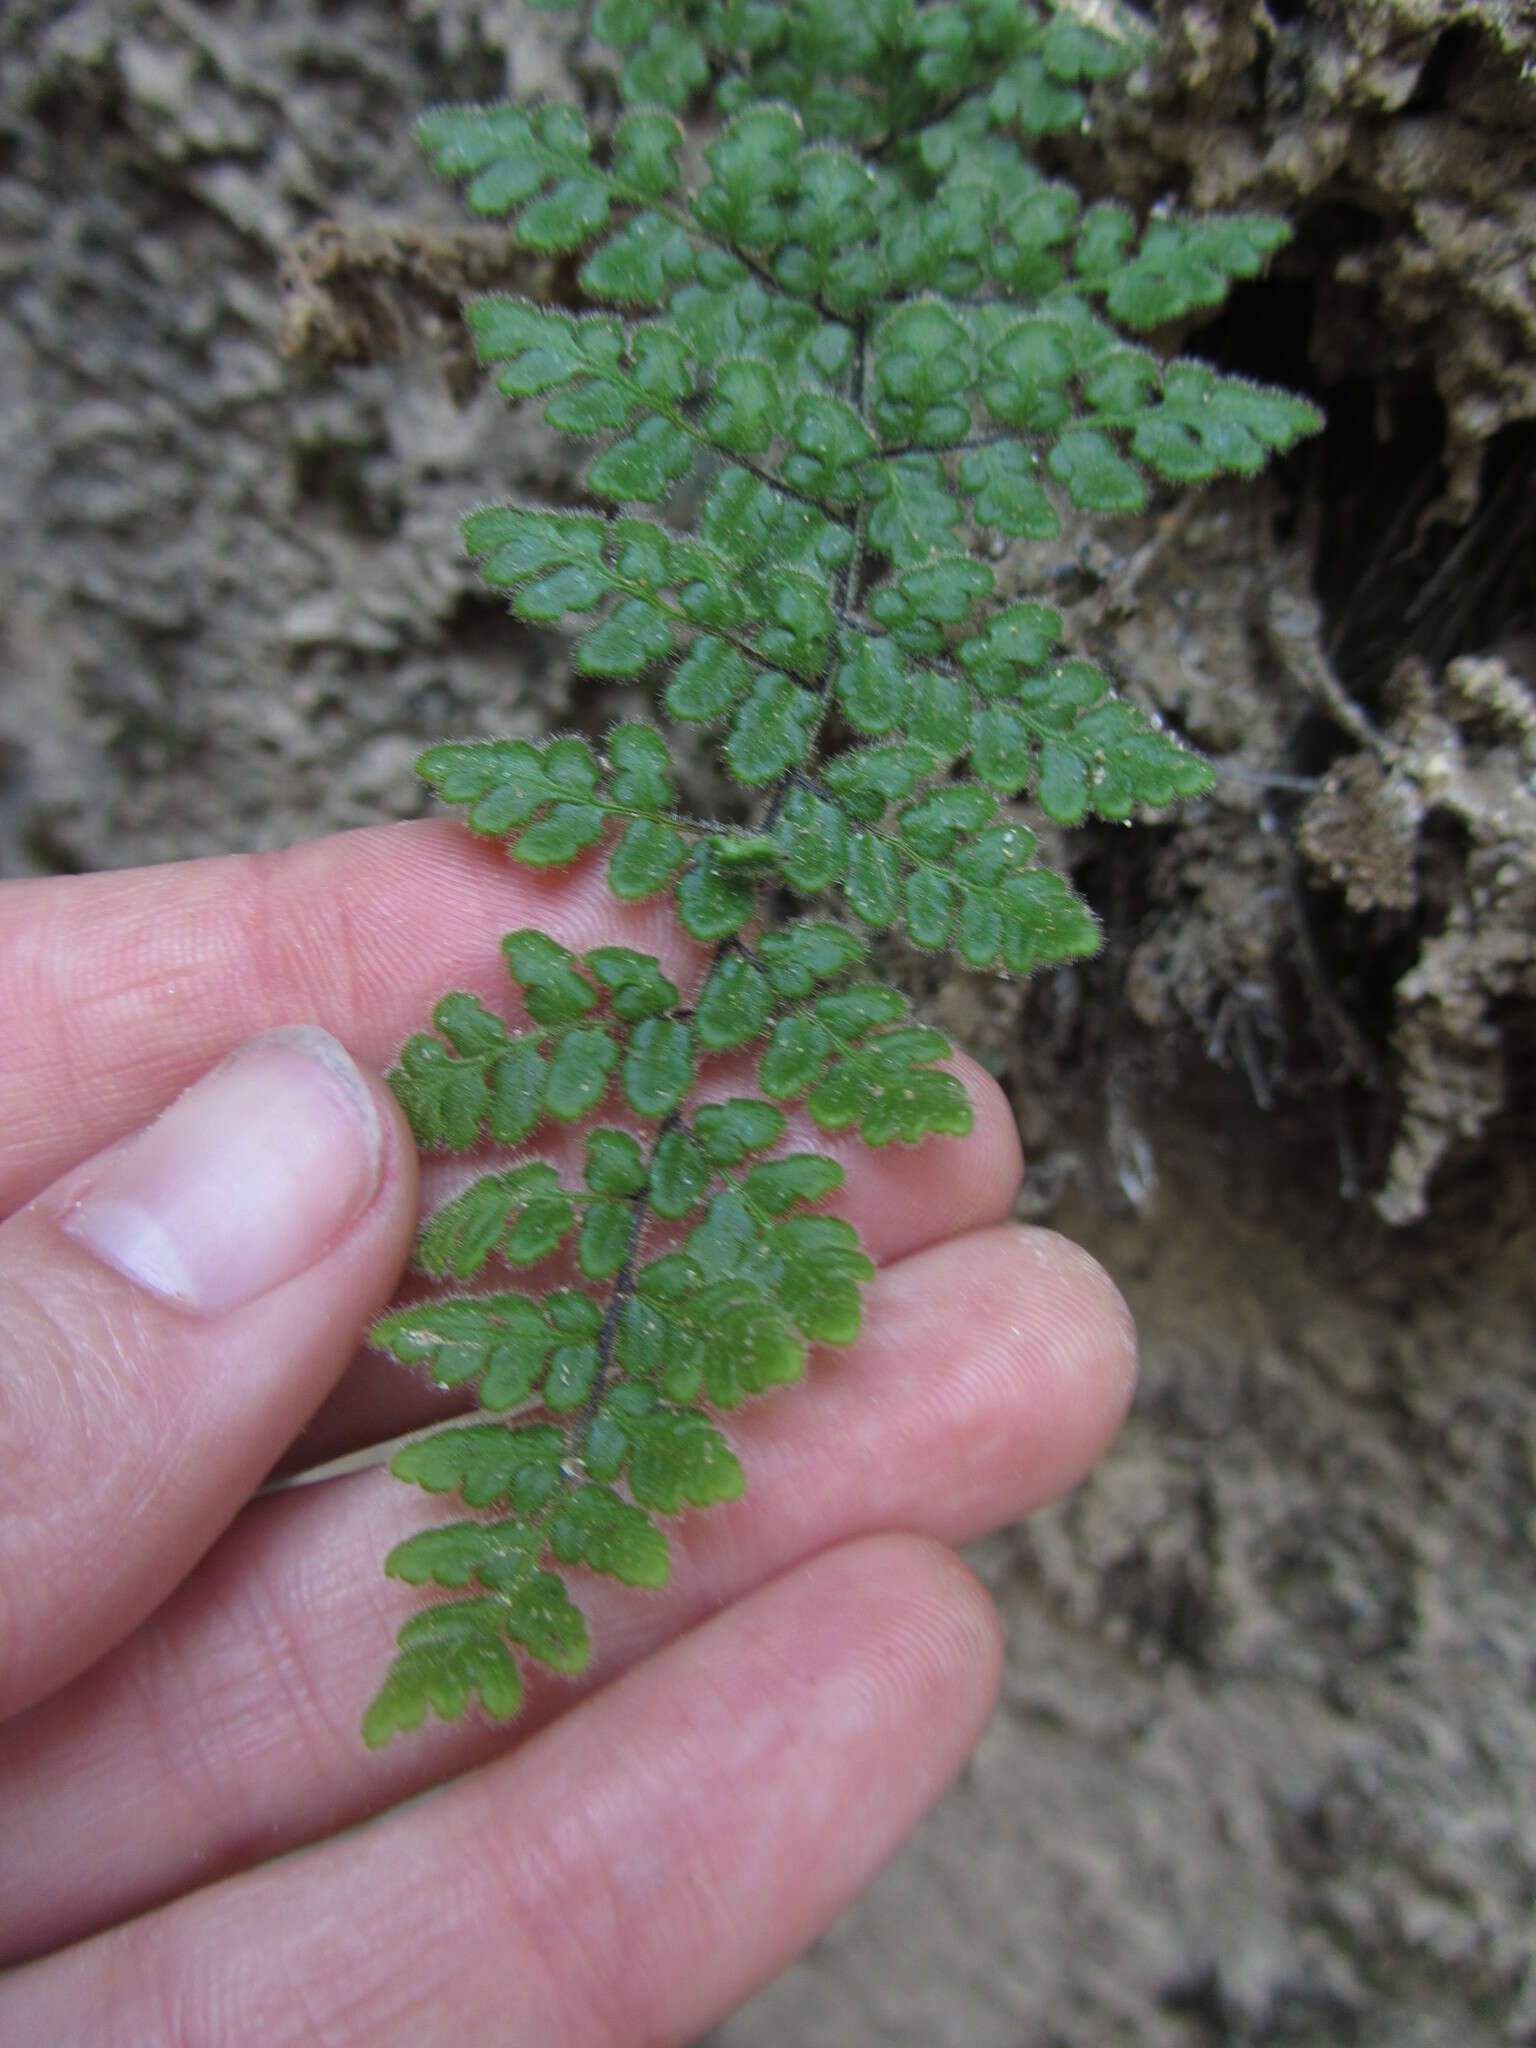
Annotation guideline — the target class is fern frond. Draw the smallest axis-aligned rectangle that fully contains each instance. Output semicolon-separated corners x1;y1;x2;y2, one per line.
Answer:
362;0;1322;1744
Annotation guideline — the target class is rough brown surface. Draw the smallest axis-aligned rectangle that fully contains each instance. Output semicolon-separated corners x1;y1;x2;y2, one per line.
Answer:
1087;0;1536;519
2;2;1533;2042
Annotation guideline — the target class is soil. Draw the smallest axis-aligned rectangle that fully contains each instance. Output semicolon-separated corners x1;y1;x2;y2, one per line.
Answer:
2;2;1533;2042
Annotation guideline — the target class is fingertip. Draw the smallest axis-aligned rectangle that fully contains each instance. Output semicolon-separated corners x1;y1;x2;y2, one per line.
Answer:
868;1533;1005;1735
863;1223;1137;1525
993;1222;1139;1476
0;1029;427;1718
949;1047;1027;1204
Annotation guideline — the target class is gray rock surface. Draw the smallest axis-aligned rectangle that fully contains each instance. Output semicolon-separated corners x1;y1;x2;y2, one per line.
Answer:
714;1106;1536;2046
2;3;1533;2042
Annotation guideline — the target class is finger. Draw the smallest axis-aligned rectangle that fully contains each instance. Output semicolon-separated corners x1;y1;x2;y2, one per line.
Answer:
1;819;1025;1464
0;1535;1001;2048
0;1029;417;1721
0;819;1014;1215
283;1064;1022;1473
0;1225;1133;1962
0;819;701;1213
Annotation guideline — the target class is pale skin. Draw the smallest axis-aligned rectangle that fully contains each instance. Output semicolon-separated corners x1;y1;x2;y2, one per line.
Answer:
0;818;1136;2044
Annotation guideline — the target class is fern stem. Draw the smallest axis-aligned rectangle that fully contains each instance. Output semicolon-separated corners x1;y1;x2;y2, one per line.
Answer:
573;1123;669;1441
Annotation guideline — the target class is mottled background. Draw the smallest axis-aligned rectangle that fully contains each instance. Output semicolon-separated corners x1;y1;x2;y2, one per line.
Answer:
2;3;1533;2041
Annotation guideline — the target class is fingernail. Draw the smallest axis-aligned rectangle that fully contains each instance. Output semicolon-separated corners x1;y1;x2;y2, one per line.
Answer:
62;1027;384;1316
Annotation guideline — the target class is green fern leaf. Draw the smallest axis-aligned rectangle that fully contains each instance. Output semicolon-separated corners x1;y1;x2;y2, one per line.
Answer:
621;1016;694;1116
1097;215;1294;329
693;1097;787;1163
383;1517;542;1591
674;843;758;938
959;442;1060;538
1047;427;1147;512
587;1387;746;1511
582;211;697;304
415;103;605;241
543;1025;620;1121
865;455;965;565
583;1127;648;1195
360;0;1322;1744
362;1600;526;1748
390;1420;567;1510
501;929;599;1024
649;1123;712;1215
695;950;774;1048
610;109;686;199
548;1484;671;1586
372;1295;555;1407
743;1154;845;1214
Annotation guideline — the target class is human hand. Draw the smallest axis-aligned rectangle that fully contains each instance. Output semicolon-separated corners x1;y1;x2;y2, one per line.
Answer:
0;820;1135;2043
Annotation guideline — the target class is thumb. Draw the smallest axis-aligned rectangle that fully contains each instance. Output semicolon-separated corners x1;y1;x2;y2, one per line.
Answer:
0;1028;418;1721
